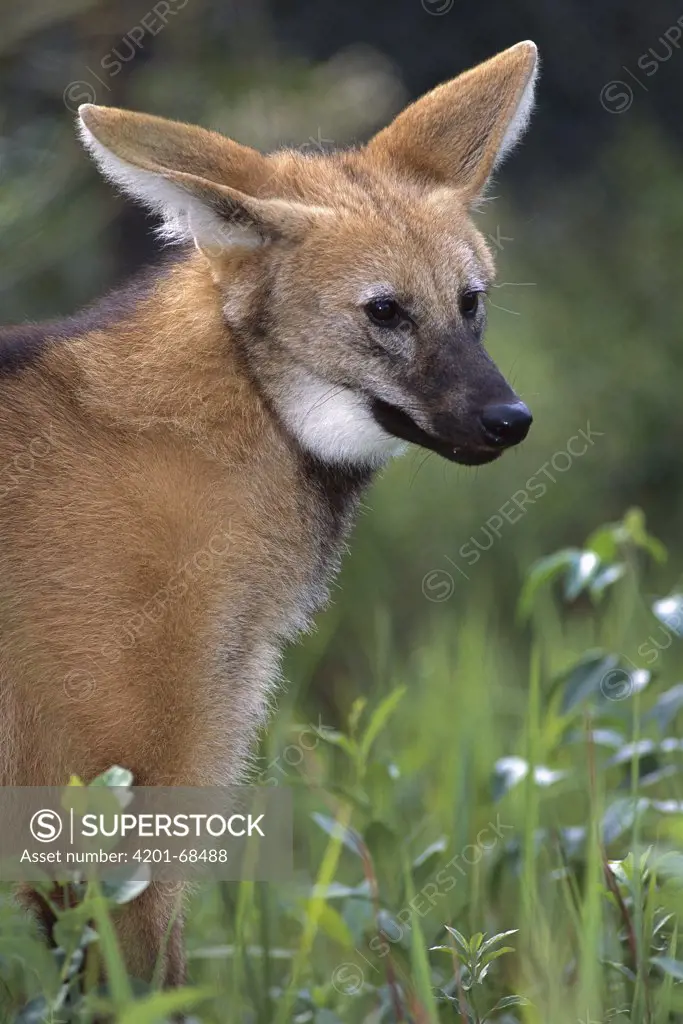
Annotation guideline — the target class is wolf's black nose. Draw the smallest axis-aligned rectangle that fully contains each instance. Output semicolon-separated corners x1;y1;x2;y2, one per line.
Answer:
481;402;533;448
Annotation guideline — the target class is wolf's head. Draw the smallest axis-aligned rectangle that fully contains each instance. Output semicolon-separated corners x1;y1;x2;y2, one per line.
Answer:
79;42;538;468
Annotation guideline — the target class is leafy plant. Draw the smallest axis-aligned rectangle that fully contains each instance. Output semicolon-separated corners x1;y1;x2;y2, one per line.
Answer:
5;510;683;1022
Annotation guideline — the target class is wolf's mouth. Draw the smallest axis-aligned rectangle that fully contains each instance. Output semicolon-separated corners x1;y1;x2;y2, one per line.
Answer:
370;398;501;466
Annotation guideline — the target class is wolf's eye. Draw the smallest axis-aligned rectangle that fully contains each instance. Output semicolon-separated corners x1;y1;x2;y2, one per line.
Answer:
459;290;481;319
365;298;402;328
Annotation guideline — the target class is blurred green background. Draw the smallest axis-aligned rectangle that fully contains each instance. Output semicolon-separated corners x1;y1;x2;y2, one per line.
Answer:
4;3;683;1021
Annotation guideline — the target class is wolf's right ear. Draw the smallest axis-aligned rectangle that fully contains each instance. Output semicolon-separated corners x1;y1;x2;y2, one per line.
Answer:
77;106;325;251
367;41;538;204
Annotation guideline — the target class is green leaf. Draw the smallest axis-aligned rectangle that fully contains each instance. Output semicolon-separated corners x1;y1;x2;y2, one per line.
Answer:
482;946;515;963
102;873;151;906
444;925;469;955
602;958;637;982
348;697;367;736
403;857;440;1022
116;987;212;1023
312;729;358;759
492;756;528;800
364;820;398;898
654;925;678;1020
558;651;620;713
602;797;648;845
479;930;518;955
311;813;364;858
608;738;683;766
589;563;626;599
489;994;531;1012
377;908;410;950
517;548;581;621
413;837;448;870
15;997;51;1023
651;956;683;981
586;509;667;564
653;595;683;637
584;524;620;563
622;507;667;563
360;687;406;759
51;905;95;955
341;896;374;945
312;903;354;948
563;550;601;602
312;881;371;899
412;836;448;892
90;765;134;789
647;684;683;731
653;852;683;889
276;804;354;1024
492;756;565;801
363;761;399;814
315;1011;344;1024
564;727;625;748
87;883;134;1011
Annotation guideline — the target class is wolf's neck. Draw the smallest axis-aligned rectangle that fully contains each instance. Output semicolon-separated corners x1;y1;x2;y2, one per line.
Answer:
68;254;267;443
68;251;401;472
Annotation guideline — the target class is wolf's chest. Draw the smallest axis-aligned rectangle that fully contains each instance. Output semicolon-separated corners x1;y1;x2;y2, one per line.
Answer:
208;456;369;693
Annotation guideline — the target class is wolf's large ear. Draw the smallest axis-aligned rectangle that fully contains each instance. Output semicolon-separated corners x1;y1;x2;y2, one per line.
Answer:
78;106;323;250
366;41;538;203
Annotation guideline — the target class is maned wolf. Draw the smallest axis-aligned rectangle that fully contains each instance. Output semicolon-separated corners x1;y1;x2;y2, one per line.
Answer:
0;42;538;984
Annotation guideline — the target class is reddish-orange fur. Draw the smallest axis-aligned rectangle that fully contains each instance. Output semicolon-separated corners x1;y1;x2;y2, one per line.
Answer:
0;42;538;984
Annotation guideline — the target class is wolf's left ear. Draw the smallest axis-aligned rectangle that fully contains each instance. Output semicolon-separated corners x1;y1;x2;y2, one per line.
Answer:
367;41;538;203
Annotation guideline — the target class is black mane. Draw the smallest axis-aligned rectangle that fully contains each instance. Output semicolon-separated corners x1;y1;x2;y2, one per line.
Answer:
0;251;188;377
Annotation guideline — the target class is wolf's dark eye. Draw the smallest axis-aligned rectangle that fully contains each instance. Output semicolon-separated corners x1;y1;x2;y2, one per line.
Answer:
365;298;402;328
459;290;481;319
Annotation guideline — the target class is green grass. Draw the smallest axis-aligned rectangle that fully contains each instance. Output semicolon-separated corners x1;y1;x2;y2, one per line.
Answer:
3;509;683;1022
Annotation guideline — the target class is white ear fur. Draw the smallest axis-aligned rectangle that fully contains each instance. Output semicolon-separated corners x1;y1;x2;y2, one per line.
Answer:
78;111;260;250
493;41;539;170
366;41;539;203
